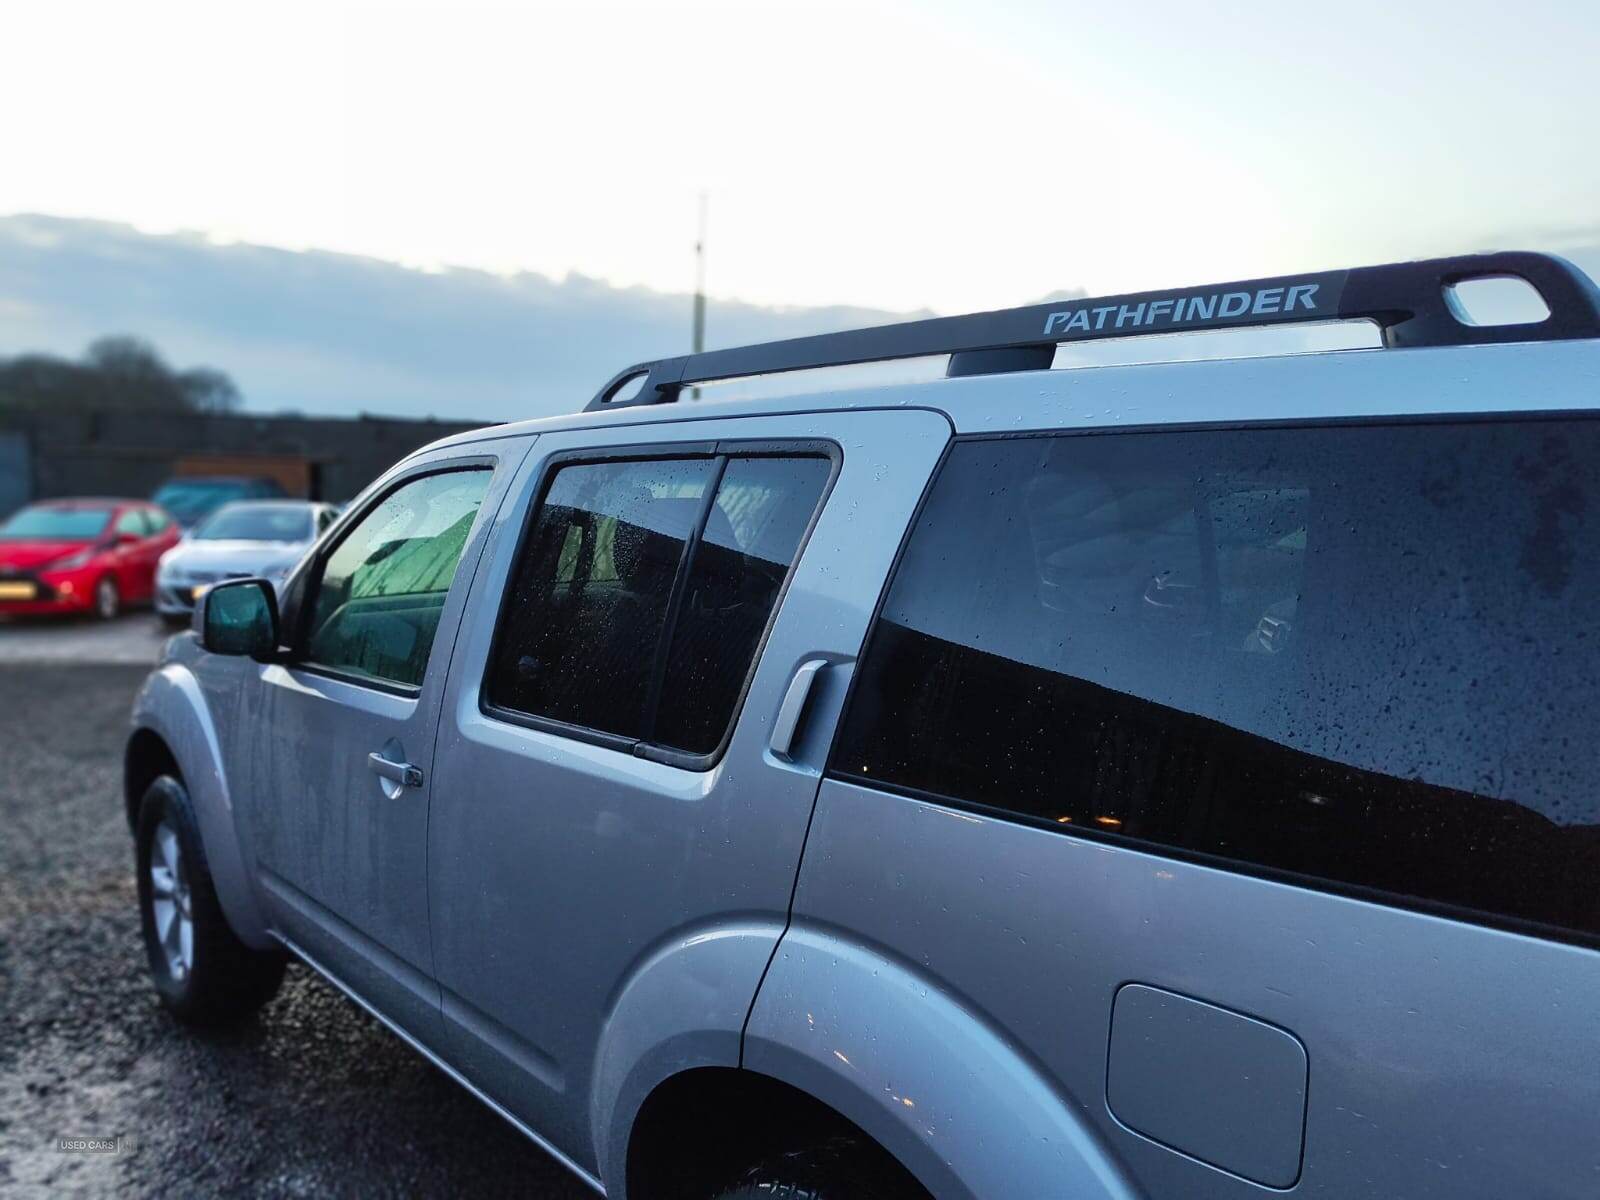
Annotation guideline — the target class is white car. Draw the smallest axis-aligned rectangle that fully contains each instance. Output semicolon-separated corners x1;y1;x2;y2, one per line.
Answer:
155;500;337;626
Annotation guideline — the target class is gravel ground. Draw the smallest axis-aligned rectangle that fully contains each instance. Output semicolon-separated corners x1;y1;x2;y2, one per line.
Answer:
0;658;593;1198
0;612;174;665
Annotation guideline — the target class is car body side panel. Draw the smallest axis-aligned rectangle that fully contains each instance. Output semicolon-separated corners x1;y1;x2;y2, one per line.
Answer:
129;646;275;949
589;920;787;1191
743;920;1140;1200
427;408;952;1176
241;436;532;1046
786;779;1600;1198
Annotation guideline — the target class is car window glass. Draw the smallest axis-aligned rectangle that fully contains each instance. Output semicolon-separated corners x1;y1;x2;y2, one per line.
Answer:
487;453;830;756
145;508;171;533
833;422;1600;943
305;469;492;688
0;507;113;540
115;509;147;537
487;458;716;740
652;456;832;754
196;505;314;542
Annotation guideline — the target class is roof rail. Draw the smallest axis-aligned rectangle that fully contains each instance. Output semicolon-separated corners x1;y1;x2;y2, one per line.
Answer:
587;251;1600;412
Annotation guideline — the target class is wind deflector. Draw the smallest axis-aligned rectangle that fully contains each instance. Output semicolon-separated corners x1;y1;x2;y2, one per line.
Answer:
586;251;1600;411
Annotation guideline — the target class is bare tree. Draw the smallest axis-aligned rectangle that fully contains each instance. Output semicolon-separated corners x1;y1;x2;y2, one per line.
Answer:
0;337;243;415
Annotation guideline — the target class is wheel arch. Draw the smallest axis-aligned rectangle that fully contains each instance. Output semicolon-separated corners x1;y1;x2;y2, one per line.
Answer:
741;922;1142;1200
126;663;274;950
624;1066;931;1200
587;919;789;1195
124;725;180;830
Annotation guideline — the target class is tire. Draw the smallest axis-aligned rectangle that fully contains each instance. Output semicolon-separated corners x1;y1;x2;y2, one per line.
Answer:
710;1137;926;1200
93;575;120;620
135;775;286;1024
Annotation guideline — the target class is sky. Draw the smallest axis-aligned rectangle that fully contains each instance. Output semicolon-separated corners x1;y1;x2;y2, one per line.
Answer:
5;0;1598;317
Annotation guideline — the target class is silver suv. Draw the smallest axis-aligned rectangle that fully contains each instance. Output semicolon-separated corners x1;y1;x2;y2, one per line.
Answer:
126;252;1600;1200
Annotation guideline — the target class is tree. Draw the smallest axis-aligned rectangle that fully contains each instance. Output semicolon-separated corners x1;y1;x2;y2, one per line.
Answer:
0;337;243;416
178;367;242;413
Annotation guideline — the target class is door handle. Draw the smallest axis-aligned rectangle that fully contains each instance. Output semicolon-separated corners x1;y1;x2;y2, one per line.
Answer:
367;752;424;789
771;658;828;762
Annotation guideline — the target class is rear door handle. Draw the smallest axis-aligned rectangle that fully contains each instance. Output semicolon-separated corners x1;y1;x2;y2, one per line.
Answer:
771;658;828;762
367;752;423;789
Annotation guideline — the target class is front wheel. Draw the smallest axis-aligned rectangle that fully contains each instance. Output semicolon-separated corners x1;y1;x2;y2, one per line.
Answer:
135;776;286;1024
93;575;120;620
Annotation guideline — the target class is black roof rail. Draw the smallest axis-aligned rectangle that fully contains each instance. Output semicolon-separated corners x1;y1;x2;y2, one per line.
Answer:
587;251;1600;412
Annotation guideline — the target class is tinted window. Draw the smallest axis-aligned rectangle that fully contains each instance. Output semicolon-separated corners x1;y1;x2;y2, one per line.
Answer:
834;421;1600;942
489;458;715;739
196;504;313;542
487;452;830;757
654;456;833;753
115;509;148;536
305;469;491;687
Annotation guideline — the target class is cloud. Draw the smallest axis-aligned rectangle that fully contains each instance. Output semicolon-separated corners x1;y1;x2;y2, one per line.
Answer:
0;214;930;420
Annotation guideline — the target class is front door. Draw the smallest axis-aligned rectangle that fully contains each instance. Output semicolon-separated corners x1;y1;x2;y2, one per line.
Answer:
244;441;525;1042
111;507;165;603
425;409;950;1167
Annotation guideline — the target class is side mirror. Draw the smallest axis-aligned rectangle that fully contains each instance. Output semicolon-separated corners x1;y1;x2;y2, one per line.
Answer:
116;531;142;545
201;579;281;660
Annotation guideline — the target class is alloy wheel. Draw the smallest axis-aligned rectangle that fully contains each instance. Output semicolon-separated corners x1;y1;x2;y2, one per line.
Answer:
148;818;194;980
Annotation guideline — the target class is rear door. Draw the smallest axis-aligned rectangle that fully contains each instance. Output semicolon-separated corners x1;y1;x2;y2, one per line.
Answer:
425;408;950;1167
243;438;527;1043
777;415;1600;1198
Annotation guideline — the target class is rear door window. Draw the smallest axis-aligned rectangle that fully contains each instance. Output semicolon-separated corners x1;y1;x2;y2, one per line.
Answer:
488;457;718;740
832;420;1600;943
653;455;833;754
486;448;833;761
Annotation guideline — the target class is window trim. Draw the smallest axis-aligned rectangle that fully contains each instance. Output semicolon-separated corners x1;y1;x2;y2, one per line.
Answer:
823;416;1600;953
479;437;842;771
287;455;499;698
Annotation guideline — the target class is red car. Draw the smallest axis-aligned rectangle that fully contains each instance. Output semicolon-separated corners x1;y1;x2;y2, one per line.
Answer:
0;498;181;619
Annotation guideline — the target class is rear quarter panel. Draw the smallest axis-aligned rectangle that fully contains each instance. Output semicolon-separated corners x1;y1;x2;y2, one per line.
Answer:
771;779;1600;1198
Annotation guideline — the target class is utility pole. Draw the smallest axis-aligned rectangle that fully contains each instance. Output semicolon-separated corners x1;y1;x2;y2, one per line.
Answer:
691;192;707;399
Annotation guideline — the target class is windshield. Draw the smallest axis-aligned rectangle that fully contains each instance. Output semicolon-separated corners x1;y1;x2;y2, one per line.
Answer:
0;506;112;540
194;504;313;542
152;481;254;523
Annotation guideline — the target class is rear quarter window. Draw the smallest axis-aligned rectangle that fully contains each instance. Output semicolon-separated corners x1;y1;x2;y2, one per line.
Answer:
832;419;1600;943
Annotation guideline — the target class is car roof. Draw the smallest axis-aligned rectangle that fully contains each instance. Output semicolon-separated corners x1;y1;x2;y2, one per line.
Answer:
31;497;143;508
406;253;1600;459
408;335;1600;462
